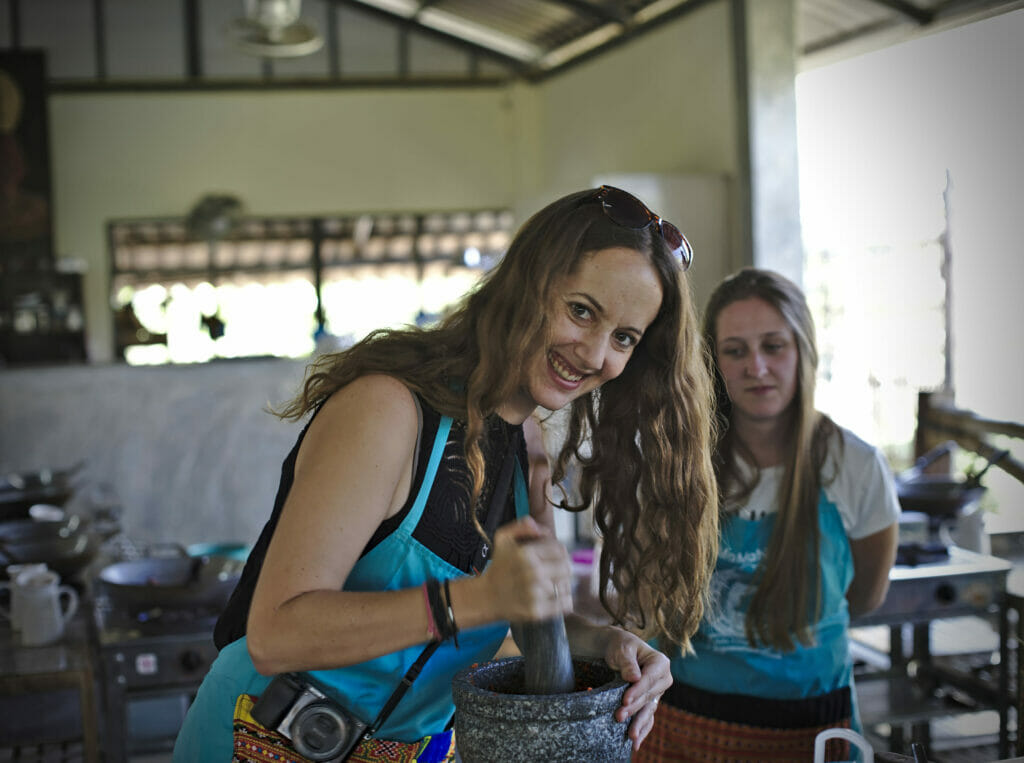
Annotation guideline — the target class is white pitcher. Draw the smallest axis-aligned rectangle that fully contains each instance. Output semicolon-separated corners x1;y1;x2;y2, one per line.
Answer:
11;568;79;647
0;563;50;632
813;727;874;763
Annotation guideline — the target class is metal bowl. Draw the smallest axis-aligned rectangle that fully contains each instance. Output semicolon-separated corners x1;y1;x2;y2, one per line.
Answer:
896;475;985;518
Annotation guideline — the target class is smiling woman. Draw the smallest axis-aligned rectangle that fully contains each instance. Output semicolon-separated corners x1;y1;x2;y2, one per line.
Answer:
171;186;719;763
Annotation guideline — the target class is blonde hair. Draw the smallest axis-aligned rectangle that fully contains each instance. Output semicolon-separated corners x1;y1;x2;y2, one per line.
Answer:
702;267;839;650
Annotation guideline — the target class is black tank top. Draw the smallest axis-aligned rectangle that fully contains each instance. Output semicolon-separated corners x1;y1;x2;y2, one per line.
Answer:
213;393;525;649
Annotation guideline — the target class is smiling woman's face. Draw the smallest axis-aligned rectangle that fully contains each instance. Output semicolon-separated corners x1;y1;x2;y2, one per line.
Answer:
714;296;800;426
499;246;663;423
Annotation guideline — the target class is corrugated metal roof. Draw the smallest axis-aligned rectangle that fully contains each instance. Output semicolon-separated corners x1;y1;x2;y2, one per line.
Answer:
9;0;1023;90
344;0;1024;77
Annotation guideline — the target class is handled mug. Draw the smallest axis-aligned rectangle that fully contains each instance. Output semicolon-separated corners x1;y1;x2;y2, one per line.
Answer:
0;563;50;632
13;568;79;646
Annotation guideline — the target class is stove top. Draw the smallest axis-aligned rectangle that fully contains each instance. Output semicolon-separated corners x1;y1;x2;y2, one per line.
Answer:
854;546;1013;627
92;593;221;645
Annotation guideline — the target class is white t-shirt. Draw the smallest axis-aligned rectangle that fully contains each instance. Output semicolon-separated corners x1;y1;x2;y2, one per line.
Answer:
726;425;901;540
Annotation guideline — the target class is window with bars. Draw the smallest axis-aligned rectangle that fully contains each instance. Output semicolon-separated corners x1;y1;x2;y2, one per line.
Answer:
108;208;515;365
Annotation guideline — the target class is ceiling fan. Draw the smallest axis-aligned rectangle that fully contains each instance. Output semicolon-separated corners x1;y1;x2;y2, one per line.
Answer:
227;0;324;58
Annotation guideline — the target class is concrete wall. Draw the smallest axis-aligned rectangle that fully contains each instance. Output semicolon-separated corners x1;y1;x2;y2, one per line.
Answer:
0;358;307;546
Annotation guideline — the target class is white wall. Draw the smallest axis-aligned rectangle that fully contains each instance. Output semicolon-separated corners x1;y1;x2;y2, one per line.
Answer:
49;87;525;361
529;1;741;309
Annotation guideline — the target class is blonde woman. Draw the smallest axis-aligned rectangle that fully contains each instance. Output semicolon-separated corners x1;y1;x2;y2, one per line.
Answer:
640;267;900;762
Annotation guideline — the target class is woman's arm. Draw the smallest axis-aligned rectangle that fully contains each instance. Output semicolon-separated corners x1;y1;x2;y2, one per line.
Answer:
246;375;571;675
847;522;899;617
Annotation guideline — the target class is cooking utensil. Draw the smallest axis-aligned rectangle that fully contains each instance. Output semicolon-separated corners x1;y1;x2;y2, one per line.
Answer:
0;513;83;544
897;441;955;484
0;527;99;581
513;617;576;695
0;463;83;521
896;476;986;517
98;552;244;612
895;447;1008;518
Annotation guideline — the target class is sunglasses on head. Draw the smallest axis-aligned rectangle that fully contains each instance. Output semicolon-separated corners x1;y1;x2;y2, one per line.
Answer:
591;185;693;271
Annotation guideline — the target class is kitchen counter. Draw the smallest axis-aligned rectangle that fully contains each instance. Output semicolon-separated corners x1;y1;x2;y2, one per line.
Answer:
852;546;1014;758
0;605;99;759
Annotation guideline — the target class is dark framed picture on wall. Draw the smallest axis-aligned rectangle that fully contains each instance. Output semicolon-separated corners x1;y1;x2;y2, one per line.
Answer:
0;49;54;270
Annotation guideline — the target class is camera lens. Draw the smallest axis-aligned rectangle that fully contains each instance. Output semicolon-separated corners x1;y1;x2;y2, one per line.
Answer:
291;701;349;760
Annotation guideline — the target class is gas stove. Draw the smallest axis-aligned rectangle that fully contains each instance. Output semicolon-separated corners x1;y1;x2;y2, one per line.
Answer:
853;546;1012;628
92;594;221;762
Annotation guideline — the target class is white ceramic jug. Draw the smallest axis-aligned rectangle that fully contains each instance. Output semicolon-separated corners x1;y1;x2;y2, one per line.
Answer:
814;727;874;763
11;568;79;646
0;563;50;632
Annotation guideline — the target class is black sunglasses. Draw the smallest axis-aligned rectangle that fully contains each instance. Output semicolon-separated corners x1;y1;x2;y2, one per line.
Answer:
592;185;693;271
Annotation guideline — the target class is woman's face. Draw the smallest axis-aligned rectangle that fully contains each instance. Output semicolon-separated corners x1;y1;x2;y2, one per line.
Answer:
714;296;799;426
501;246;663;422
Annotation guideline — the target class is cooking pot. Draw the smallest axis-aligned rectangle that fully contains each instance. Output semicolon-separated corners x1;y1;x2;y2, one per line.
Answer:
0;528;99;581
0;513;85;545
0;464;82;521
98;553;244;612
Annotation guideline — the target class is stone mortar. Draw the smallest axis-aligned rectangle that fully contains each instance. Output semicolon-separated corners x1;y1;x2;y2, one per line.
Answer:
452;657;632;762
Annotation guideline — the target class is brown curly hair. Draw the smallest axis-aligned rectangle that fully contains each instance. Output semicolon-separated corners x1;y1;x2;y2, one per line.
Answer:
275;188;719;651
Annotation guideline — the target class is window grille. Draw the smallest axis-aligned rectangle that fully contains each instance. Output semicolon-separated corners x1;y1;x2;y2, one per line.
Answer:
108;209;515;365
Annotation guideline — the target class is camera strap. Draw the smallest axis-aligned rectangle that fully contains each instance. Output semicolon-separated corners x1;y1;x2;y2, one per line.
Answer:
368;425;523;736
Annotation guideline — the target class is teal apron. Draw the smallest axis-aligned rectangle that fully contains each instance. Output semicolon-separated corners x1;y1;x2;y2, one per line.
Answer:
173;415;529;761
671;491;860;729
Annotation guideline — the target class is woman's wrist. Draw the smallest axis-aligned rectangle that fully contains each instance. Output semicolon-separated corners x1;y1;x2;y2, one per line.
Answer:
445;573;498;632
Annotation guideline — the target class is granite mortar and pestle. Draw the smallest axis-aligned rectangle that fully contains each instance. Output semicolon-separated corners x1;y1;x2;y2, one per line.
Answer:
452;615;632;762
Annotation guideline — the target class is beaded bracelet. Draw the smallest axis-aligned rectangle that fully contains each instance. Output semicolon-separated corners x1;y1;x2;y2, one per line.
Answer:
425;578;460;647
421;581;441;641
442;578;460;649
425;579;451;642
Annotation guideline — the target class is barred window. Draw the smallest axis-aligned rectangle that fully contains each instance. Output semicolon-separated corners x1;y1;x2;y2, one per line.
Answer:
109;209;515;365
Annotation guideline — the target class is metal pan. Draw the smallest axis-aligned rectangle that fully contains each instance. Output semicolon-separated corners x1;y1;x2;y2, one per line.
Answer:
896;447;1009;518
896;475;986;517
98;553;245;612
0;528;99;581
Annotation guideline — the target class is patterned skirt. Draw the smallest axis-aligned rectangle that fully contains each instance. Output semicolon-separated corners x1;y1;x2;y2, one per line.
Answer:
634;683;853;763
231;693;457;763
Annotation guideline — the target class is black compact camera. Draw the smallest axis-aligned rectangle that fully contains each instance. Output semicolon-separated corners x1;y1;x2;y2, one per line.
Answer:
251;672;369;762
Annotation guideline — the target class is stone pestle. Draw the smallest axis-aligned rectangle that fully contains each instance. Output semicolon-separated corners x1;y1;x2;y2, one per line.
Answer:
514;616;576;694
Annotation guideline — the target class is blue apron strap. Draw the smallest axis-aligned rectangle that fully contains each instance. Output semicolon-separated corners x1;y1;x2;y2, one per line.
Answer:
395;415;453;536
513;457;529;519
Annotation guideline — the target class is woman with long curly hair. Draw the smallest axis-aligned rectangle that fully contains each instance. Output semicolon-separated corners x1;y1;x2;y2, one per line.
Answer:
173;186;719;762
638;267;900;762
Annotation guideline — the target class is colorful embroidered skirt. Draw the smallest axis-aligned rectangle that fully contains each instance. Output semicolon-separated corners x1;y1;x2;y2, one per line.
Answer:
232;693;456;763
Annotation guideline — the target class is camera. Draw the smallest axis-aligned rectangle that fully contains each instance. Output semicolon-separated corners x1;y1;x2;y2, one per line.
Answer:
251;673;369;762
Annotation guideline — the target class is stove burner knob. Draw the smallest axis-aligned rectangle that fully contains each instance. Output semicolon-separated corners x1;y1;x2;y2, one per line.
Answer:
935;583;957;604
181;649;206;673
